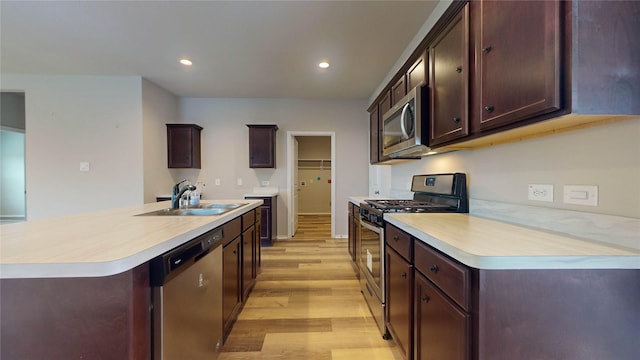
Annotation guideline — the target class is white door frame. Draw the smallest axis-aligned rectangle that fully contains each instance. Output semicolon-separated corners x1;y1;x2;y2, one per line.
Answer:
286;131;336;238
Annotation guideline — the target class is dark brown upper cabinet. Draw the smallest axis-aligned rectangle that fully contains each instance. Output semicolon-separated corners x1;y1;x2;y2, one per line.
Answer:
247;125;278;168
166;124;202;168
370;91;392;164
379;90;392;119
407;51;428;91
429;4;470;147
391;76;407;107
473;0;561;132
369;104;380;164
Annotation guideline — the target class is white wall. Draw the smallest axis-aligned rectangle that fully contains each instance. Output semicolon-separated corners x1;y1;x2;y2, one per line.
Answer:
388;119;640;219
1;75;145;220
142;78;180;203
178;97;370;237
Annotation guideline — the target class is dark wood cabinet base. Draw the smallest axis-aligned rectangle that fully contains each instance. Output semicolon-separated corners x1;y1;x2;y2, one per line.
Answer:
474;269;640;360
0;265;150;359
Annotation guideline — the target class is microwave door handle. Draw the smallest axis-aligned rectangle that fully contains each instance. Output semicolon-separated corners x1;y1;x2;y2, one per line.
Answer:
399;103;411;138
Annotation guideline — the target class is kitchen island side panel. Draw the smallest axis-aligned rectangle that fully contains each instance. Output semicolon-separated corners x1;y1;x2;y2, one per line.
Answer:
0;264;151;359
475;269;640;360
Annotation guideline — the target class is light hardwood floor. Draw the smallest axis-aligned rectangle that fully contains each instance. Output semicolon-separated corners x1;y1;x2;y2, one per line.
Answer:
219;215;403;360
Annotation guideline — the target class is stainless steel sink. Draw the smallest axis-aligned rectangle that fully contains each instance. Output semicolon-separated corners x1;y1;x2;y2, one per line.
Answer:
195;203;246;210
137;203;247;216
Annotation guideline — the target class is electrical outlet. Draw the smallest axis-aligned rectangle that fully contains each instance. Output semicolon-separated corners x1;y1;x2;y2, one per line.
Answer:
79;162;90;172
563;185;598;206
528;184;553;202
261;181;269;186
215;178;221;186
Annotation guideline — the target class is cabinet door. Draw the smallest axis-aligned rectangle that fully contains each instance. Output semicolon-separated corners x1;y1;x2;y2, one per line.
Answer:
247;125;278;168
391;76;407;106
408;51;427;90
167;124;202;168
377;91;392;163
253;219;261;276
386;246;413;359
241;226;255;301
351;205;361;274
476;0;561;130
429;4;469;146
259;200;273;246
379;91;392;117
223;236;241;333
348;203;355;260
414;272;470;360
369;106;380;164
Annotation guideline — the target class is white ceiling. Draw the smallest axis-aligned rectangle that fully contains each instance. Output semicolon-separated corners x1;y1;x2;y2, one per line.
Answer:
1;0;439;100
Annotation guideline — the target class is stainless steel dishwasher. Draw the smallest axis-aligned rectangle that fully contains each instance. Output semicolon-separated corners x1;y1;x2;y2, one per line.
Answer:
150;228;224;360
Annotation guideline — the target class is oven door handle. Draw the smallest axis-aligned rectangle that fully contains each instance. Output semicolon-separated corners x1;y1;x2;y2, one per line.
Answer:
360;218;382;234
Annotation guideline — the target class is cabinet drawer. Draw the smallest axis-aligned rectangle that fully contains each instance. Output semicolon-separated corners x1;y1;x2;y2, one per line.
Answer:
242;209;255;230
385;224;412;261
223;217;242;246
414;240;470;311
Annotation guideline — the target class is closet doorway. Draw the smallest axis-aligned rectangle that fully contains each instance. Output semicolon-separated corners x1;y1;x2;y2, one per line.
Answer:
286;131;335;238
1;92;26;223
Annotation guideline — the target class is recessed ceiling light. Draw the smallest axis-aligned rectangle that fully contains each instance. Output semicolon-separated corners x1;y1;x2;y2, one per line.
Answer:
179;58;193;66
318;61;330;69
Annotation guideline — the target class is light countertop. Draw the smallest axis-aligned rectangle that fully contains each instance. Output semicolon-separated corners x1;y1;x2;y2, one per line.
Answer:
244;187;279;198
244;193;278;198
385;213;640;270
0;200;262;279
349;196;367;205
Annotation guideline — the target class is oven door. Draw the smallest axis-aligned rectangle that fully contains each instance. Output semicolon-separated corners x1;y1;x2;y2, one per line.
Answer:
359;217;384;302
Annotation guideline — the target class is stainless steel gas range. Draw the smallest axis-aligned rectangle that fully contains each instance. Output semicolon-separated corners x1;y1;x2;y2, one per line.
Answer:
358;173;468;338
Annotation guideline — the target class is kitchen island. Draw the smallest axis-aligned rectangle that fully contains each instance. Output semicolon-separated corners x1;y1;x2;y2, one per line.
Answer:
383;212;640;359
0;200;262;359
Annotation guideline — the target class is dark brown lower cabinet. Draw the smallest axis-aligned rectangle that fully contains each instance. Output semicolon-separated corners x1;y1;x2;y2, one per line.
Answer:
385;222;640;360
414;272;470;360
246;195;277;246
386;246;413;359
254;210;262;275
223;236;241;335
347;203;360;276
0;265;150;359
241;210;256;302
241;224;256;301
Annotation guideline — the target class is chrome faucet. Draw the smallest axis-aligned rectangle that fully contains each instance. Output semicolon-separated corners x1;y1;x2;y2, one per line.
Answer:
171;180;196;209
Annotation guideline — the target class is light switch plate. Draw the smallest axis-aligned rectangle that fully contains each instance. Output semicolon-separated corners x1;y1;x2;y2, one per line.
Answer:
563;185;598;206
528;184;554;202
79;162;90;172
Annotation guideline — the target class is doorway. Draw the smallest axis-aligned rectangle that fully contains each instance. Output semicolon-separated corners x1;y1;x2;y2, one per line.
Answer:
286;131;335;238
1;92;26;223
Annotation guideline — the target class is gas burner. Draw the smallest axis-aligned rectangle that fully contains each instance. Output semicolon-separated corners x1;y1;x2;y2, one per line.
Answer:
360;173;468;226
365;199;454;211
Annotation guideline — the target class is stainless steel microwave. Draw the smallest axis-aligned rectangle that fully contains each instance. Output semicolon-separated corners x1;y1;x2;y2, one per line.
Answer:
381;86;429;158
